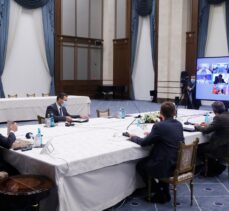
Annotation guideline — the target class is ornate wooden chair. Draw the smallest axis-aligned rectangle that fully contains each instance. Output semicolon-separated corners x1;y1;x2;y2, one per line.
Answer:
96;109;110;118
148;138;199;211
8;94;18;98
26;93;36;97
37;115;46;124
42;93;49;97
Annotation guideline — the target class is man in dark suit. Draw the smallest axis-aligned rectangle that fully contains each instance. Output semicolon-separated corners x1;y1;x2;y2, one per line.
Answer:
129;102;184;203
214;74;225;84
46;92;88;122
195;101;229;175
0;122;19;175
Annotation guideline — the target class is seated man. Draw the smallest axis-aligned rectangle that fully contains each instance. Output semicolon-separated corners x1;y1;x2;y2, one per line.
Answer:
128;102;184;203
0;121;19;175
46;92;87;122
195;101;229;176
214;74;225;84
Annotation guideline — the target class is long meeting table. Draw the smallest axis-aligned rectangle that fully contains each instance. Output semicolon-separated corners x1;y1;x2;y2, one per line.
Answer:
0;109;208;211
0;95;91;122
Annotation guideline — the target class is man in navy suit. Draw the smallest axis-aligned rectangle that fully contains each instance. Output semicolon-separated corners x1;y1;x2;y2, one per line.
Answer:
129;102;184;203
46;92;87;122
0;122;19;175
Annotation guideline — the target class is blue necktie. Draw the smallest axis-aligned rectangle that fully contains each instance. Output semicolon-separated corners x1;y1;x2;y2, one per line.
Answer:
59;107;63;116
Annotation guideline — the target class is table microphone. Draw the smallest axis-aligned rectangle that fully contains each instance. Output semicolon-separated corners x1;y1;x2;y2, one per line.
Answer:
122;117;139;137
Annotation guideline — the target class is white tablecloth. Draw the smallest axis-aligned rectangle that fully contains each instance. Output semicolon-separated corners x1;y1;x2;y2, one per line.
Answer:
0;110;207;211
0;96;91;122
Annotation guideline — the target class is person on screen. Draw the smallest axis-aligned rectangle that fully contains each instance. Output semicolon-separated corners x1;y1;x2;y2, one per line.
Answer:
195;101;229;176
187;75;201;109
46;92;88;123
128;102;184;204
0;121;19;175
214;74;225;84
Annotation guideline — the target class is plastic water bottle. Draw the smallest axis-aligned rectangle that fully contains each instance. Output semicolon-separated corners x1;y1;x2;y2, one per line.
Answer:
136;119;141;127
45;114;50;127
205;113;209;124
120;108;125;119
35;128;42;147
50;113;55;127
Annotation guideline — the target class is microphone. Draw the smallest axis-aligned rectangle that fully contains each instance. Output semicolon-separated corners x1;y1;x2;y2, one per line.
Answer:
122;116;141;137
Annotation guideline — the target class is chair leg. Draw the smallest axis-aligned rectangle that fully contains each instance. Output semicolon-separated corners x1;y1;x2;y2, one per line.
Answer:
190;180;193;206
173;185;177;211
205;156;208;177
147;178;152;202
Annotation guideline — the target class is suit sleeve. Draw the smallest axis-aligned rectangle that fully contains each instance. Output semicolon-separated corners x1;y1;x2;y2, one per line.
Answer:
130;123;161;147
0;132;16;149
195;116;221;134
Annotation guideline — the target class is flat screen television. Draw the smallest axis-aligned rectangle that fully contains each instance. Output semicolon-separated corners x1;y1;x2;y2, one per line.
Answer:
196;56;229;102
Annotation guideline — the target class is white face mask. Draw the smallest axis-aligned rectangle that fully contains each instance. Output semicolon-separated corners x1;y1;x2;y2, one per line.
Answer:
62;101;67;107
191;79;195;83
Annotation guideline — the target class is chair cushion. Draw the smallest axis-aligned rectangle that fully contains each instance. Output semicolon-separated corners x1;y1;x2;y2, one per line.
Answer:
165;172;193;183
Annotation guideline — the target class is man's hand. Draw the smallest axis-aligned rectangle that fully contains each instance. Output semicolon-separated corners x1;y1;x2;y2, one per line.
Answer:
194;122;207;127
9;122;18;132
80;115;89;119
66;116;73;122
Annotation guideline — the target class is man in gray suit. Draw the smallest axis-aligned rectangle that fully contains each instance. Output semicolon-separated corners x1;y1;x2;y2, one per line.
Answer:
195;101;229;175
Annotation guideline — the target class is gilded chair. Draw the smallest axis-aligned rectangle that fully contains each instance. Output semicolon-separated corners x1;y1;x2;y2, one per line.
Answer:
26;93;36;97
42;93;49;97
148;139;199;211
96;109;110;118
37;115;46;124
8;94;18;98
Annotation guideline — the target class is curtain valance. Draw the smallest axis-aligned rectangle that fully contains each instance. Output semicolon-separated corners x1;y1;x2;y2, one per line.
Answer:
14;0;49;9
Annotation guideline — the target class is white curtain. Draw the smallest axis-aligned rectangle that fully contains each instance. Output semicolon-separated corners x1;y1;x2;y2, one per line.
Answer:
2;2;51;97
132;16;154;101
205;2;228;57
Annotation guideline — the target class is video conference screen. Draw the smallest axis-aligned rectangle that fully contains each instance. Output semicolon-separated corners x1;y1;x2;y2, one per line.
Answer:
196;56;229;102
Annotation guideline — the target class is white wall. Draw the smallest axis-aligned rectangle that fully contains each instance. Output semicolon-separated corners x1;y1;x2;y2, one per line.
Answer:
157;0;190;100
103;0;115;85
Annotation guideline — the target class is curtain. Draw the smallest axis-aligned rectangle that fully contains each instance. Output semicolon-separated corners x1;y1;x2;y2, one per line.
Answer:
226;0;229;52
198;0;210;57
131;0;139;69
42;0;55;95
0;0;10;98
14;0;49;9
150;0;156;66
132;16;155;100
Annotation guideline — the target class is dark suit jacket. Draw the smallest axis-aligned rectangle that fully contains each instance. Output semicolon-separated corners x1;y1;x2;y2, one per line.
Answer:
195;112;229;157
0;132;16;149
130;118;184;178
46;103;80;122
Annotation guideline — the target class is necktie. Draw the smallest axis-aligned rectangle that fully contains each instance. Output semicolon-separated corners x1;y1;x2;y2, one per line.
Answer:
59;107;63;116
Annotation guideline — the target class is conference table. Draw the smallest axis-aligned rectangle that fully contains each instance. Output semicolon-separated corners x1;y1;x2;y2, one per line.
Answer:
0;95;91;122
0;109;209;211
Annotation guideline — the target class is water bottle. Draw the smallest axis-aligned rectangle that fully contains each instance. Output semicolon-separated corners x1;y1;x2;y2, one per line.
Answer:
35;128;42;147
136;119;141;127
120;108;125;119
205;113;209;124
50;113;55;127
45;114;50;127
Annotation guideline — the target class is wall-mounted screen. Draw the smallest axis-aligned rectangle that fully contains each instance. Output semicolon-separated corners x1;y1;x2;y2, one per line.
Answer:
196;56;229;102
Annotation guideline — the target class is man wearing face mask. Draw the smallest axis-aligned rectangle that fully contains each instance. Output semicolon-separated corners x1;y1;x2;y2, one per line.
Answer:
46;92;87;122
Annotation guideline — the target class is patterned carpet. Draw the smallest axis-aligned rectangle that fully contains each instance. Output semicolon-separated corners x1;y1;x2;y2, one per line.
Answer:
105;170;229;211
